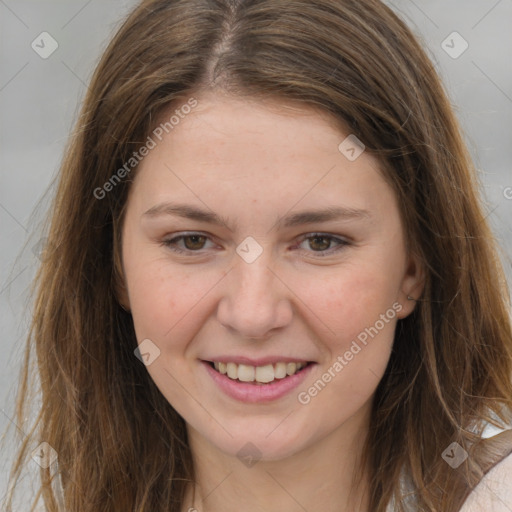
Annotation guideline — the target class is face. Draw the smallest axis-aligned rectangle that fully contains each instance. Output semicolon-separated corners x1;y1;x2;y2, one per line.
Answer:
120;92;422;461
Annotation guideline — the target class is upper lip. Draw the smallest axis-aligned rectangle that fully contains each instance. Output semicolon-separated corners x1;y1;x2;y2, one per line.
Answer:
202;356;314;366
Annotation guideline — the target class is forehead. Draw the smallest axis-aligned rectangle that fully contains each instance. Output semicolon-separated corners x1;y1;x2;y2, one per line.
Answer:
127;93;394;222
157;93;348;159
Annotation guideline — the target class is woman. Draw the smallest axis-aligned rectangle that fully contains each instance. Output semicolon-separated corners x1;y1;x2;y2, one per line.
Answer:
6;0;512;511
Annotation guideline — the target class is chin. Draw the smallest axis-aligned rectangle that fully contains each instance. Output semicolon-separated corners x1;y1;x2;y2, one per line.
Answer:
193;420;315;463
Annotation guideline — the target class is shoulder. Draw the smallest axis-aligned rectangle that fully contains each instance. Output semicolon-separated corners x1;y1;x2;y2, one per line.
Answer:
459;452;512;512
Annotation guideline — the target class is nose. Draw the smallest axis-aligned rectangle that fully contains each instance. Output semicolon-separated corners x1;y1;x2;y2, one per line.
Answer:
216;256;293;340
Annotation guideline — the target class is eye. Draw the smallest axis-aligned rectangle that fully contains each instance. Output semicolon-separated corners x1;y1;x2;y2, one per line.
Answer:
161;232;215;254
161;231;350;257
295;233;349;256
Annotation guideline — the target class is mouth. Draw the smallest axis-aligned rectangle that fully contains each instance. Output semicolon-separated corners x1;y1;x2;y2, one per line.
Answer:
204;360;313;385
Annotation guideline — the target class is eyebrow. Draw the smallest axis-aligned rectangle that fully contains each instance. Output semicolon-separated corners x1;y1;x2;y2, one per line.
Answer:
142;202;370;231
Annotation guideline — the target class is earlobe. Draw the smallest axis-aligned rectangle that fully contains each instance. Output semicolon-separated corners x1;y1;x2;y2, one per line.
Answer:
113;234;131;312
396;252;425;319
113;261;131;313
115;281;131;313
119;299;131;313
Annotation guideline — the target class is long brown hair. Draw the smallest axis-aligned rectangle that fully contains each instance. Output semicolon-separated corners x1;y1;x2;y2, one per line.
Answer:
5;0;512;510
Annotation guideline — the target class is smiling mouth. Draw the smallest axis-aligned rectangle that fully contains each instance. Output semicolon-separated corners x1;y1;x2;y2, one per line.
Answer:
206;360;313;385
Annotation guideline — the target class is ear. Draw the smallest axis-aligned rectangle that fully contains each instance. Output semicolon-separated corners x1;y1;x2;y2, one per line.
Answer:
113;248;131;312
115;279;131;312
396;251;425;319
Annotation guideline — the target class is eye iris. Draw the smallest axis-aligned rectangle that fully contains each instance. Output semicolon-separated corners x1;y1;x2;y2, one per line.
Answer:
177;235;337;252
184;235;206;250
309;236;331;251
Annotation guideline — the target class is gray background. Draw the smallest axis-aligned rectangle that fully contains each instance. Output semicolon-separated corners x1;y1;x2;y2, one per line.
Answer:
1;0;511;505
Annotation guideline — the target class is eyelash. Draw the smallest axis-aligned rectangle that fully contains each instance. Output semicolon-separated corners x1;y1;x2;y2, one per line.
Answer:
161;232;350;257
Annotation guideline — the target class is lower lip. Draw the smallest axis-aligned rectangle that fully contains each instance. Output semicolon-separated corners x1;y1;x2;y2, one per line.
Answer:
202;361;316;403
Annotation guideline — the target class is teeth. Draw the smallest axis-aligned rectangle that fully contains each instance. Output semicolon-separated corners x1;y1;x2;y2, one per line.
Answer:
237;364;255;382
274;362;287;379
286;362;297;376
212;361;308;383
255;364;274;383
227;362;238;379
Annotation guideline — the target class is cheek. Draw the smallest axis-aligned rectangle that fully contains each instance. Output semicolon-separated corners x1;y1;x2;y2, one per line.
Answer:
290;260;401;408
123;236;202;341
298;263;401;345
295;270;398;416
124;252;219;343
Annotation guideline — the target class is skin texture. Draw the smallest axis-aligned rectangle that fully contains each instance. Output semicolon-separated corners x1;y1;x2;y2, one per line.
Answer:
119;91;424;512
459;455;512;512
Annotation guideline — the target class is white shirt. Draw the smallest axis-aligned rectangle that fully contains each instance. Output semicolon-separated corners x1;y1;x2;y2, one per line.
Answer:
386;425;512;511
